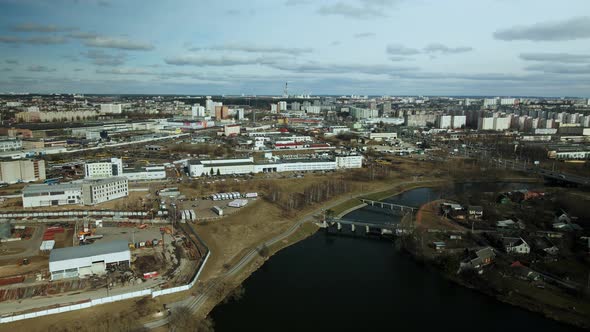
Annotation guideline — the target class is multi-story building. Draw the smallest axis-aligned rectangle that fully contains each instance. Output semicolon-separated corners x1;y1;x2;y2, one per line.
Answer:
291;102;301;111
0;139;22;152
0;159;45;184
81;177;128;205
85;158;123;179
483;98;498;108
278;101;287;112
191;105;206;118
222;124;241;136
435;115;453;129
302;106;321;114
100;104;122;114
215;106;230;120
350;107;378;119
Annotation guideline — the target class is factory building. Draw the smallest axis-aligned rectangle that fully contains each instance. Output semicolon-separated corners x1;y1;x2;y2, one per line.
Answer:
22;183;83;208
81;177;128;205
122;166;166;181
0;139;22;152
49;240;130;280
22;177;128;207
188;155;363;177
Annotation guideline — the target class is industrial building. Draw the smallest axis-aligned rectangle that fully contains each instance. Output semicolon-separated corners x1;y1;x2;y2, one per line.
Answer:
0;139;22;152
49;240;131;280
22;183;83;208
188;155;363;177
0;159;45;184
81;177;128;205
22;177;128;207
100;104;123;114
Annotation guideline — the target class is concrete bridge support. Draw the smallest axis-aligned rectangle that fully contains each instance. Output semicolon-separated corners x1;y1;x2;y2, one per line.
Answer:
365;225;370;234
351;224;356;232
337;222;342;231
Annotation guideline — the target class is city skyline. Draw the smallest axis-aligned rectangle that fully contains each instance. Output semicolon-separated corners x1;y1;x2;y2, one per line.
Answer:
1;0;590;96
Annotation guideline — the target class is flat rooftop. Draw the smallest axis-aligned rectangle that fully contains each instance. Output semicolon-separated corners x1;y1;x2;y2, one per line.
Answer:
50;240;129;262
23;183;82;195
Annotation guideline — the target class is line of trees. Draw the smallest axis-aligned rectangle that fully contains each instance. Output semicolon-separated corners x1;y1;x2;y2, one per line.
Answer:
263;179;354;215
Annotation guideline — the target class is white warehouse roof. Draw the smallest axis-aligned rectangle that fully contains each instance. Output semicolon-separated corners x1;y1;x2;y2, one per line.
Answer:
49;240;130;272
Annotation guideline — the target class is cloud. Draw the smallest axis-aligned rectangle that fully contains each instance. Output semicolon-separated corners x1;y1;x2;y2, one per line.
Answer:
386;44;420;55
10;23;77;33
268;61;417;75
494;16;590;41
225;9;240;15
69;32;154;50
26;36;67;44
318;0;402;19
1;68;12;72
5;59;19;64
423;43;472;54
28;65;56;72
81;50;126;66
74;68;84;72
330;41;341;46
285;0;311;5
96;68;153;75
519;53;590;63
0;35;67;45
524;63;590;75
389;56;412;61
354;32;376;38
97;0;110;7
164;54;281;66
189;43;312;55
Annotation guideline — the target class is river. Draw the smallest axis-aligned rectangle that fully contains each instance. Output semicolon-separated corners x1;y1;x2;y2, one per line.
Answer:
210;183;581;332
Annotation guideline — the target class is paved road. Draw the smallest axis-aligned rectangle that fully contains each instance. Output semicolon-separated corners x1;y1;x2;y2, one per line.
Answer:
144;179;445;329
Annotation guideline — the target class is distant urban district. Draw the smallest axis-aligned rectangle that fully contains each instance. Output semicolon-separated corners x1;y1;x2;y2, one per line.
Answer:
0;93;588;331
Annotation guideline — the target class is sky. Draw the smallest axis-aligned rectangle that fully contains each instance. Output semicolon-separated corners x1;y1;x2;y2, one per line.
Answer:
1;0;590;96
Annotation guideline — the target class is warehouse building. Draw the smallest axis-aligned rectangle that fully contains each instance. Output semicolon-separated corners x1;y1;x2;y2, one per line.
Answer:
188;155;363;177
22;183;83;208
22;177;128;207
49;240;130;280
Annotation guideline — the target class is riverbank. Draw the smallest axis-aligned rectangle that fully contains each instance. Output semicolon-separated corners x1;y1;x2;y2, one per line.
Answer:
404;198;589;330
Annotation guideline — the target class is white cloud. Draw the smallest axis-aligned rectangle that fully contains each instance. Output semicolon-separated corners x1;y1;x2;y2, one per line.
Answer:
494;16;590;41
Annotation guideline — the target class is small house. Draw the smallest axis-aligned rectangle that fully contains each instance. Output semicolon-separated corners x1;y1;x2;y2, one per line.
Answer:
461;247;496;270
503;237;531;254
432;241;446;251
467;205;483;219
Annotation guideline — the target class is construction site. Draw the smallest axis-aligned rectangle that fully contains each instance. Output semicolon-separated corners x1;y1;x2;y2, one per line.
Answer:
0;216;207;313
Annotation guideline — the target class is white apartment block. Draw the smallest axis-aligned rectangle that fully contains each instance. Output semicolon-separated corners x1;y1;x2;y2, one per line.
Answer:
278;101;287;111
100;104;122;114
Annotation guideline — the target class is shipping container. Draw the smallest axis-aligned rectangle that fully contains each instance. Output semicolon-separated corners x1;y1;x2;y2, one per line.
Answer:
212;206;223;216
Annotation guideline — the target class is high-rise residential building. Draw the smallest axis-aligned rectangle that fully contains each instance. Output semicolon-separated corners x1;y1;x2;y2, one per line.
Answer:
191;105;205;118
100;104;122;114
483;98;498;108
270;104;278;113
291;102;301;111
278;101;287;112
215;106;230;120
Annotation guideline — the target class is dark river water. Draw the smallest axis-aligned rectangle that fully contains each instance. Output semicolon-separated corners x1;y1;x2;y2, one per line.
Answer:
210;182;581;332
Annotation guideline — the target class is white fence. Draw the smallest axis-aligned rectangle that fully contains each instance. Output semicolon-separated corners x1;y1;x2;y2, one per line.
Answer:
0;251;210;324
0;211;149;218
